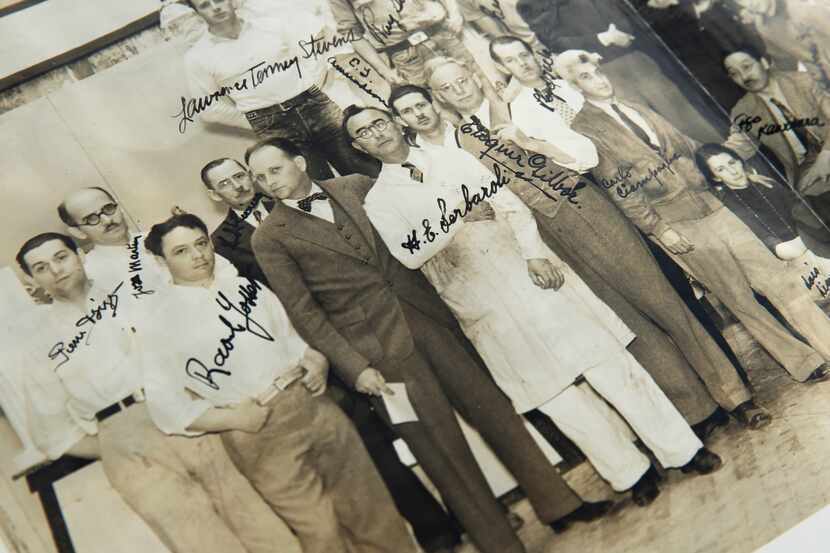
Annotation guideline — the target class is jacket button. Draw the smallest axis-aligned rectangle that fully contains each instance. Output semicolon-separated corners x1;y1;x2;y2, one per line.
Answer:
345;234;352;239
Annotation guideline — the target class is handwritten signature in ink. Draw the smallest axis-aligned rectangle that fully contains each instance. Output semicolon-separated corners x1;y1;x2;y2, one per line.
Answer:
48;281;124;370
328;56;389;107
186;278;275;391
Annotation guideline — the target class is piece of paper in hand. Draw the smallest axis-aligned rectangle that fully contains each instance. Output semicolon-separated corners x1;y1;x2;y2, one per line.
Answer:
382;383;419;424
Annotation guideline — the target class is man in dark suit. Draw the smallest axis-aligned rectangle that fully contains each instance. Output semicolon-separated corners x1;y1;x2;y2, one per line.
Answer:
555;49;830;387
248;136;614;553
199;156;464;553
515;0;720;141
203;157;274;285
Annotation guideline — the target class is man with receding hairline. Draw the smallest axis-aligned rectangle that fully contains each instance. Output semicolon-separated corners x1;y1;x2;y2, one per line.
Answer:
58;187;164;298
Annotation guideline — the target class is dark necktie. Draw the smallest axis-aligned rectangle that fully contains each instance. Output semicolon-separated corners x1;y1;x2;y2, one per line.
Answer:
611;103;661;153
297;191;328;212
768;97;814;153
402;162;424;183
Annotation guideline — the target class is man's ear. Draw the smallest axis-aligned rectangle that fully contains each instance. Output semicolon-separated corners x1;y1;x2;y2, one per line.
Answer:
393;114;408;128
472;74;483;89
67;226;88;242
295;155;308;173
433;89;447;106
154;255;168;271
761;57;771;70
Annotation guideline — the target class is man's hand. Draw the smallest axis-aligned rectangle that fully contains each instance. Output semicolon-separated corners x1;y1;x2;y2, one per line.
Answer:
797;151;830;195
355;368;394;396
658;228;695;254
233;399;272;433
300;348;329;397
464;201;496;222
526;258;565;290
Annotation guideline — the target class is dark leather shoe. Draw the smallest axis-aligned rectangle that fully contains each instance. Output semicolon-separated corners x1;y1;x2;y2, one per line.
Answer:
731;400;772;430
631;466;661;507
691;408;730;441
805;363;830;383
681;448;723;475
549;500;614;534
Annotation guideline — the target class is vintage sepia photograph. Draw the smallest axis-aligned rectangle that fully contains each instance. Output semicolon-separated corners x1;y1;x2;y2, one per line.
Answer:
1;1;830;552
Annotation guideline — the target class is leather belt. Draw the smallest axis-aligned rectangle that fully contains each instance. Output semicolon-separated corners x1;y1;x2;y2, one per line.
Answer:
382;22;444;57
245;86;321;118
256;367;305;406
95;391;144;422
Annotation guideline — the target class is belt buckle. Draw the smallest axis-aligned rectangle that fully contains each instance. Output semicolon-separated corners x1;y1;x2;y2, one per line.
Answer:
407;31;428;46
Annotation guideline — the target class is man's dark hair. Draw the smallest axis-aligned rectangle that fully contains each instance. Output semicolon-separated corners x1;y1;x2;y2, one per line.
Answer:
200;158;245;190
723;44;767;64
17;233;79;276
57;186;117;227
694;143;746;185
244;137;304;167
145;213;209;258
489;35;532;64
341;104;395;140
388;85;433;115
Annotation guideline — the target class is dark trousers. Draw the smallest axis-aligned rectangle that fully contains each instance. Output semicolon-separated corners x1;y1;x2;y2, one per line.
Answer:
245;87;380;179
369;303;583;553
327;380;462;552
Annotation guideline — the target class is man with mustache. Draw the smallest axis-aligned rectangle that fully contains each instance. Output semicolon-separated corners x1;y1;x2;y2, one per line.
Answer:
203;157;274;285
58;187;164;297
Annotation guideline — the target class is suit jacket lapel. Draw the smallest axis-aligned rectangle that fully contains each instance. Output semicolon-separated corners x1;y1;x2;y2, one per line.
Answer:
318;180;378;257
270;198;373;262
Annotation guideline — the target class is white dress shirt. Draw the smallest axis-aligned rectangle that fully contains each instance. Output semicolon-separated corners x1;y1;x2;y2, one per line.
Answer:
588;97;662;151
365;144;549;270
281;182;336;223
24;279;143;458
509;83;599;173
140;263;308;436
184;15;328;127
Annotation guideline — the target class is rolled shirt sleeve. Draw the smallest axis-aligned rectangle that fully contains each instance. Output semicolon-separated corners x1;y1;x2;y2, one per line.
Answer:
23;365;88;460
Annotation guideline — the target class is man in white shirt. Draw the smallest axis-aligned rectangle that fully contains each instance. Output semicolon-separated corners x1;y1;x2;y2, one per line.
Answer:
16;232;302;553
58;187;164;302
425;55;596;173
141;213;416;553
184;0;379;179
201;157;274;285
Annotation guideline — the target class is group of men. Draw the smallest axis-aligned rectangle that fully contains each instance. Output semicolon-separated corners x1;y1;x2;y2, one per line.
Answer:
13;0;830;552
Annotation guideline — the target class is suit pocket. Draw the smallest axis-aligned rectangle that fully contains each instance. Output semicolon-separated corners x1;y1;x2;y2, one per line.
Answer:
330;305;385;361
